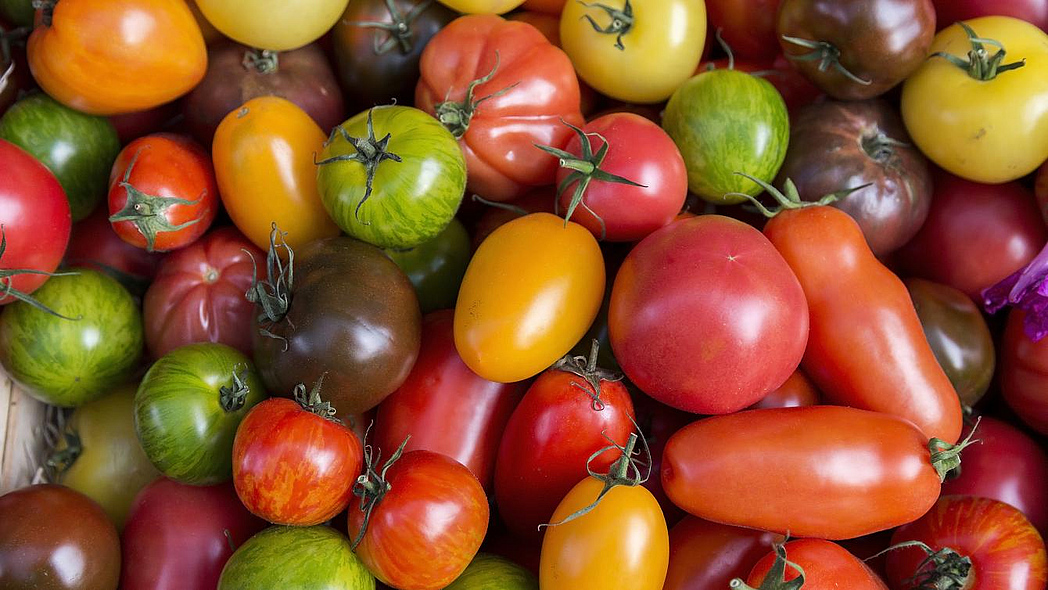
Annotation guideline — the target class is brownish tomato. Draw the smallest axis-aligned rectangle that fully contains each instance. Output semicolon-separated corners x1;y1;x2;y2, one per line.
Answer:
663;517;777;590
749;369;821;409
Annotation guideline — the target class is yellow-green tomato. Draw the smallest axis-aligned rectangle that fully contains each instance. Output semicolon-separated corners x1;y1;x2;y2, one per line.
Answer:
436;0;525;14
560;0;707;103
52;384;160;530
454;213;604;383
195;0;350;51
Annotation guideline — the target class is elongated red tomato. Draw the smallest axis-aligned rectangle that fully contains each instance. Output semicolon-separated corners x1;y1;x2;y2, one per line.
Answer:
662;406;967;539
744;539;888;590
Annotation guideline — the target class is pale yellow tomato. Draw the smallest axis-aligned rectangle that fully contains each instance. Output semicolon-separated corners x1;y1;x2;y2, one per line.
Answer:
437;0;525;14
195;0;349;51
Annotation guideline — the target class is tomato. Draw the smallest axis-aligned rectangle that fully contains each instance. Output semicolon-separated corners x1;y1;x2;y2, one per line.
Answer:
886;496;1048;590
316;105;466;249
212;96;341;252
135;343;268;485
0;0;31;26
706;0;781;62
0;139;70;306
662;406;973;539
609;215;808;414
662;69;789;205
416;15;583;202
902;17;1048;183
374;310;523;491
195;0;348;51
663;517;777;590
520;0;563;15
436;0;523;14
1001;310;1048;435
0;93;120;221
385;218;471;314
749;369;821;409
218;526;375;590
28;0;206;115
934;0;1048;31
559;0;705;103
184;41;345;145
107;101;182;145
632;392;691;525
49;384;159;530
122;479;266;590
0;269;143;407
233;382;363;526
445;553;538;590
470;188;556;251
454;213;604;383
0;484;120;590
65;206;164;295
743;540;888;590
696;56;825;115
348;449;489;590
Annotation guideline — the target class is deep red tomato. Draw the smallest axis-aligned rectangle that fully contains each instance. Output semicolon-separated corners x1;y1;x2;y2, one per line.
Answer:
1001;310;1048;436
108;133;218;252
121;478;266;590
886;496;1048;590
609;215;808;414
64;201;164;292
632;392;691;526
933;0;1048;31
897;171;1048;301
469;188;555;251
373;309;524;492
0;139;71;306
108;101;182;145
348;449;489;590
663;516;777;590
143;226;264;359
415;14;583;202
749;369;821;409
232;384;363;526
541;113;687;242
493;346;635;539
745;539;888;590
706;0;783;61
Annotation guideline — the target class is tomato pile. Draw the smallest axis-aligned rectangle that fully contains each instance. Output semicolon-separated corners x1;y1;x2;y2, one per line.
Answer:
4;0;1048;589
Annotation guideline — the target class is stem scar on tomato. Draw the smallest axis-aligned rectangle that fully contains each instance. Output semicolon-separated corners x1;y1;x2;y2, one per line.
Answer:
0;226;81;319
351;428;411;548
730;542;806;590
244;223;295;351
434;51;519;139
932;22;1026;80
345;0;435;55
576;0;634;51
781;34;872;86
554;339;624;411
241;48;279;74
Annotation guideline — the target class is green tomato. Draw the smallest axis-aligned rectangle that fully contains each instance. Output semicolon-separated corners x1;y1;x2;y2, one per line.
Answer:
0;93;121;220
0;269;143;406
316;105;466;249
662;70;789;205
51;383;160;531
0;0;33;27
219;526;375;590
445;553;538;590
135;343;267;485
385;217;471;314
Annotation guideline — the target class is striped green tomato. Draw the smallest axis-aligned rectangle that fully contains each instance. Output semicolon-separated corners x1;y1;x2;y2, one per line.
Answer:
0;269;142;406
316;105;466;249
445;553;538;590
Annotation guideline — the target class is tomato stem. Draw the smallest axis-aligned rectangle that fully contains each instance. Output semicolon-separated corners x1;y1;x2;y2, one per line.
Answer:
781;35;872;86
868;540;972;590
931;22;1025;81
434;51;519;139
219;365;251;413
729;541;806;590
714;27;735;70
244;223;294;351
292;374;340;422
928;417;981;482
30;0;55;27
728;172;871;218
470;194;529;216
576;0;633;51
552;339;622;411
0;226;80;320
44;428;82;481
860;131;909;163
351;432;411;548
345;0;434;55
241;48;279;74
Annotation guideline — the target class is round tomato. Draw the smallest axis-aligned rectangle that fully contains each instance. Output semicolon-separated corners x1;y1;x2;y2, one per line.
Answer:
560;0;705;103
1001;310;1048;435
470;188;556;250
107;101;182;145
902;17;1048;183
742;540;888;590
749;369;821;409
454;212;604;383
27;0;206;115
385;218;471;314
436;0;524;14
136;343;268;485
445;553;538;590
212;96;341;252
934;0;1048;31
664;517;777;590
0;0;32;26
65;206;164;296
706;0;781;61
195;0;349;51
218;526;375;590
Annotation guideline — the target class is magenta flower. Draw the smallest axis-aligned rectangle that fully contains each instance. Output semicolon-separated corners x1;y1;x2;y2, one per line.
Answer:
982;241;1048;341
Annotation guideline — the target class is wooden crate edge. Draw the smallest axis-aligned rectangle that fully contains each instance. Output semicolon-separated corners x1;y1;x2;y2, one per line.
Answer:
0;370;49;494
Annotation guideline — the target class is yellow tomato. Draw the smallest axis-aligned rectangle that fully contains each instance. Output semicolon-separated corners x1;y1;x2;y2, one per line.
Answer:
540;476;669;590
212;97;340;252
560;0;706;103
454;213;604;383
195;0;349;51
902;16;1048;184
437;0;525;14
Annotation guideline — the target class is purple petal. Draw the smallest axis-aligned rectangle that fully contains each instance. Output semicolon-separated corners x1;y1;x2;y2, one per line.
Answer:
1021;294;1048;342
981;240;1048;317
982;269;1022;313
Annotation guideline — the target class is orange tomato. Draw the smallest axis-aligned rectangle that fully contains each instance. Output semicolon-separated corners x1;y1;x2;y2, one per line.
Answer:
28;0;207;115
211;97;340;252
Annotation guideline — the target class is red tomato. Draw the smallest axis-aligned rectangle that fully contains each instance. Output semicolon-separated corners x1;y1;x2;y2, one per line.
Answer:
662;406;968;539
348;449;489;590
1037;160;1048;224
520;0;564;15
933;0;1048;31
373;310;525;491
121;478;266;590
1001;310;1048;436
632;392;691;526
697;57;824;114
886;496;1048;590
469;188;555;251
609;215;808;414
663;517;777;590
143;226;265;359
416;15;584;201
543;113;688;242
493;349;635;539
107;133;218;252
749;369;821;409
745;539;888;590
232;388;363;526
64;206;164;290
706;0;783;61
108;101;182;145
897;171;1047;301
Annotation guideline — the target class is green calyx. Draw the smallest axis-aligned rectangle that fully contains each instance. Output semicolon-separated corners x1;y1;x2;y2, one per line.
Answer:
30;0;56;27
577;0;633;50
44;428;82;480
244;223;294;351
726;172;871;218
860;131;909;163
870;541;972;590
315;107;402;224
553;339;623;411
781;34;872;86
346;0;434;55
242;48;279;74
535;120;646;240
351;431;410;548
292;374;339;422
932;22;1026;80
219;365;251;413
0;226;80;320
730;542;806;590
928;417;981;482
434;51;518;139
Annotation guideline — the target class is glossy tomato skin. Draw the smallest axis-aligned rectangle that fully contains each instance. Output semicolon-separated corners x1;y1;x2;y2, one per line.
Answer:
0;139;70;304
664;517;777;590
143;227;264;358
212;96;341;252
469;188;555;251
609;215;808;414
348;450;489;590
0;484;120;590
933;0;1048;31
749;369;821;409
121;479;266;590
385;218;471;314
445;553;538;590
765;206;962;442
374;310;523;491
886;496;1048;590
65;205;164;295
631;392;691;525
698;56;825;115
196;0;348;51
662;407;944;539
494;365;635;538
416;15;583;202
218;526;375;590
107;133;218;252
28;0;207;115
233;397;363;525
1001;310;1048;435
746;539;888;589
706;0;782;61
